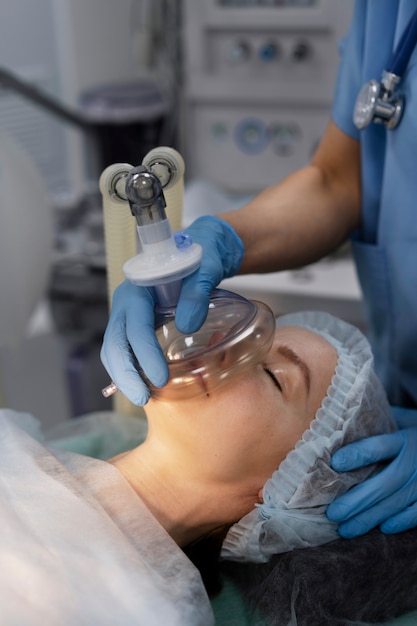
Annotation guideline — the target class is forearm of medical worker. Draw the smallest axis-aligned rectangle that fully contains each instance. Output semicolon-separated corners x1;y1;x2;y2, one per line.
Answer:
219;120;361;274
327;406;417;537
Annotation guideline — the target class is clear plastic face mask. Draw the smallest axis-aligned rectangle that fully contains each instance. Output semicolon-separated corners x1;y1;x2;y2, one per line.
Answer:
149;289;276;401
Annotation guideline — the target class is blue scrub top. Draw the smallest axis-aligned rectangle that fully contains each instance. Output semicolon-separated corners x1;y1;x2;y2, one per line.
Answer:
331;0;417;407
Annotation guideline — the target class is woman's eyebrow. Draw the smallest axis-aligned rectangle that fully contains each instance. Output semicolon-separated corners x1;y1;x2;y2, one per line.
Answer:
277;345;311;392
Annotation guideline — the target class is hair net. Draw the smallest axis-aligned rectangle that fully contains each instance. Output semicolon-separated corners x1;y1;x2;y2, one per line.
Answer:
221;311;397;563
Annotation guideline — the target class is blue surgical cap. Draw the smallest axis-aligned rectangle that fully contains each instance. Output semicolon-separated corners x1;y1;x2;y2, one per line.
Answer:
221;311;397;563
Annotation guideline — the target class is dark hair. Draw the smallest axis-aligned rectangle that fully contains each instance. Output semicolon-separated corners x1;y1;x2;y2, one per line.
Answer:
186;526;417;625
183;526;230;596
221;527;417;626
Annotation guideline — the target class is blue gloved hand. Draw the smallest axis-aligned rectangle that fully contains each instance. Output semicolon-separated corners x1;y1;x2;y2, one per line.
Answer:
175;215;244;333
100;281;168;405
100;215;244;405
327;406;417;538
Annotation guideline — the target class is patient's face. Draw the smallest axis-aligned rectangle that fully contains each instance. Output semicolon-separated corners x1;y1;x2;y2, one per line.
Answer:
147;325;337;494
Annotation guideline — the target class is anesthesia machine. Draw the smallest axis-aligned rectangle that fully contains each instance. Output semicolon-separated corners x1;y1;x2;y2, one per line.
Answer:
100;147;276;406
181;0;354;191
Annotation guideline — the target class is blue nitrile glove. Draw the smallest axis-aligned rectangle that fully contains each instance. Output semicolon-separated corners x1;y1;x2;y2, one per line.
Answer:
327;406;417;538
100;215;244;405
100;281;167;406
175;215;244;333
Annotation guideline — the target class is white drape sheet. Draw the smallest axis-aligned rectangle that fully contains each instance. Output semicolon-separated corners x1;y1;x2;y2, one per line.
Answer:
0;409;213;626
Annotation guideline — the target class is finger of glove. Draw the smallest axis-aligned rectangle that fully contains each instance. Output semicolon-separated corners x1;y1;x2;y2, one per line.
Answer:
328;429;417;523
100;282;135;376
175;259;224;333
337;479;417;538
101;281;168;403
381;500;417;534
327;460;412;525
124;287;169;388
391;405;417;429
337;506;383;538
331;431;404;472
175;216;244;333
101;310;151;406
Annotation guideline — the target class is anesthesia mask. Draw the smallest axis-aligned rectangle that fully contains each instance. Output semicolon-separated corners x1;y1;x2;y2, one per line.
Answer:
100;148;276;401
149;288;276;400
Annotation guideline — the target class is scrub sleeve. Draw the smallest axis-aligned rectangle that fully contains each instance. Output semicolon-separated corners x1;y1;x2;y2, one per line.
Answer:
331;0;417;407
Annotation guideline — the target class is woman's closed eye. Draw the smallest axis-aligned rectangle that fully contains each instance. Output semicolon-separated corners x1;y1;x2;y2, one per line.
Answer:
264;368;282;393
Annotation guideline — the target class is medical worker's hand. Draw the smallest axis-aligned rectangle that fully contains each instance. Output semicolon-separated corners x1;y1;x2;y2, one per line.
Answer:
100;215;244;405
327;406;417;538
175;215;244;333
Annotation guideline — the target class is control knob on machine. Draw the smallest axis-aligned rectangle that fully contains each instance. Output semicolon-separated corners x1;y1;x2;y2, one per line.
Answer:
258;42;279;62
229;40;251;63
292;41;311;62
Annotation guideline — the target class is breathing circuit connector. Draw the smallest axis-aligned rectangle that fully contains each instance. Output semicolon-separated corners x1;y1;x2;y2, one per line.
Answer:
121;164;202;308
125;165;168;228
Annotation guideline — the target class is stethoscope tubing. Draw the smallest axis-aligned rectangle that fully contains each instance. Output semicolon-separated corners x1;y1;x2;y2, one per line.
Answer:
389;8;417;78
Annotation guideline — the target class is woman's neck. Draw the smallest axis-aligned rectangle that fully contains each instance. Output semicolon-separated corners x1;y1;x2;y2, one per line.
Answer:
109;435;260;547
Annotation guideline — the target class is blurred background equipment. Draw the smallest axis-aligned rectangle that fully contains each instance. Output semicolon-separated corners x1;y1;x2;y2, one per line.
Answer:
0;0;179;206
181;0;354;192
0;0;362;425
0;0;180;421
0;129;70;428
